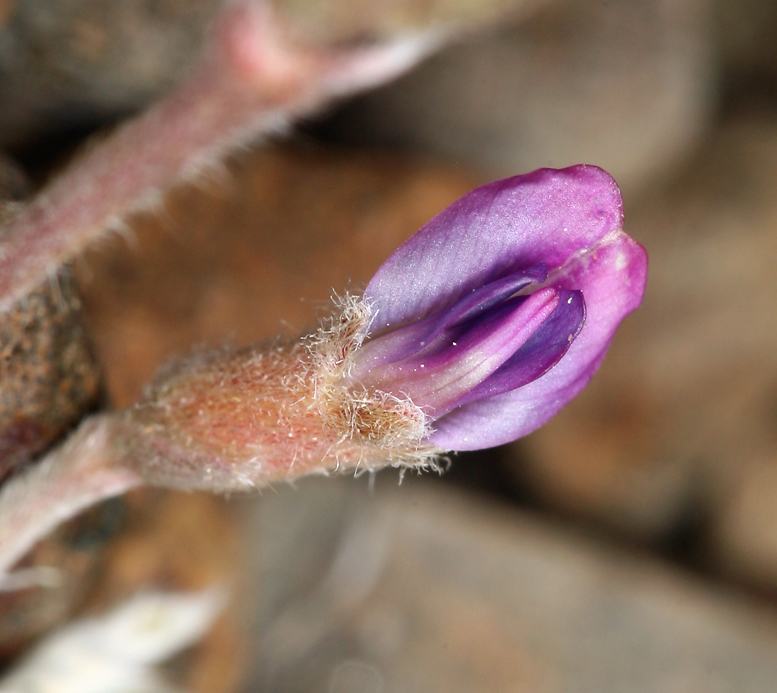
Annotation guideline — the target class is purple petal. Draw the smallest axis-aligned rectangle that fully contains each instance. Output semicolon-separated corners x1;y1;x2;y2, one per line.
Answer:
365;165;623;334
441;263;548;329
361;288;561;415
445;289;585;411
428;230;647;450
354;264;547;377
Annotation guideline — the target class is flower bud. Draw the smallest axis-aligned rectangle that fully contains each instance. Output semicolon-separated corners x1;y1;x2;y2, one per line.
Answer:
115;165;647;490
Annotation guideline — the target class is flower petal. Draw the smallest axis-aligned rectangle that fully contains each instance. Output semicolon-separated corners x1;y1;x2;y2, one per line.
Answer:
428;229;647;449
364;165;623;334
354;264;547;377
446;289;585;410
362;288;560;415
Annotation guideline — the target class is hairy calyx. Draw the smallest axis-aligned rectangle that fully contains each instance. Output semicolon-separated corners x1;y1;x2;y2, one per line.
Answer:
114;295;438;492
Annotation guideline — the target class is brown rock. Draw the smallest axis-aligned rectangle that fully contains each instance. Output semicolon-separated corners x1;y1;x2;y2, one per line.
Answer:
0;1;14;27
0;154;101;479
713;456;777;588
0;269;102;479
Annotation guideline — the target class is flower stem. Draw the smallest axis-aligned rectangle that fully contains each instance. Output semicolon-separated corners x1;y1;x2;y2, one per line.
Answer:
0;2;441;314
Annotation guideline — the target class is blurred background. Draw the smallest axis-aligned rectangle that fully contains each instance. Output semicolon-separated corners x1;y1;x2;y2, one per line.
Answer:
3;0;777;690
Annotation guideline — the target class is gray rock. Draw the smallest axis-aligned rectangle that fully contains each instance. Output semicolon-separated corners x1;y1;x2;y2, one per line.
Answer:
714;0;777;80
0;154;29;202
325;0;717;197
0;0;540;147
240;477;777;692
0;0;221;146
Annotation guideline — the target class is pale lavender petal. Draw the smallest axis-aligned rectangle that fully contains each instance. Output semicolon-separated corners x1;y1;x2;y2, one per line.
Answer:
445;289;585;412
429;230;647;450
365;165;622;333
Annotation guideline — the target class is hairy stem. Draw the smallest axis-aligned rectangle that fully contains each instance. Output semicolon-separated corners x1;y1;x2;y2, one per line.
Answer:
0;415;143;580
0;297;440;581
0;1;442;313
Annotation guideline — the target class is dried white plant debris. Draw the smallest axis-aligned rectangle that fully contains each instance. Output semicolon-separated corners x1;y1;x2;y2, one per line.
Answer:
0;588;226;693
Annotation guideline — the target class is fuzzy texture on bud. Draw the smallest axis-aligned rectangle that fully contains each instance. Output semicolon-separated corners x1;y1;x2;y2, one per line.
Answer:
0;166;646;583
116;295;440;492
113;165;646;491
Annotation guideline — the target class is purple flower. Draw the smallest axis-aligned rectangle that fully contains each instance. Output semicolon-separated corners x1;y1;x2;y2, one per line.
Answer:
349;165;647;450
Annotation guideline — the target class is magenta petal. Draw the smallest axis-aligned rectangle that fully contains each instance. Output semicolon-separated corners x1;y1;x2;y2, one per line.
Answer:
440;263;548;329
428;230;647;450
354;264;547;377
446;289;585;412
362;288;560;415
364;165;623;334
356;164;647;451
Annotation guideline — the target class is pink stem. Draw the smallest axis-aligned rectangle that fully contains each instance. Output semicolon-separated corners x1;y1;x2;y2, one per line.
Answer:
0;1;441;312
0;415;143;580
